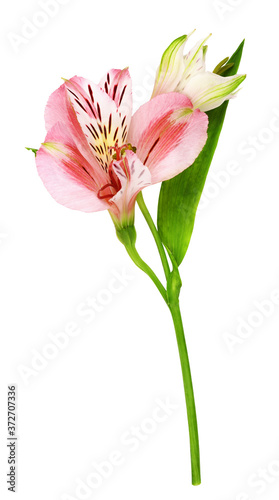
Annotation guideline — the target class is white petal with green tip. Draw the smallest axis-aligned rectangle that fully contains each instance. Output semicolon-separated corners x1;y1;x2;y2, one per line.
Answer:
152;35;188;97
183;71;246;112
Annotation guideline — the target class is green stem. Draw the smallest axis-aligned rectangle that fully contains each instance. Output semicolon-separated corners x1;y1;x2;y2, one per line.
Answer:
137;192;170;280
124;242;168;304
115;219;200;485
169;298;201;486
115;224;168;304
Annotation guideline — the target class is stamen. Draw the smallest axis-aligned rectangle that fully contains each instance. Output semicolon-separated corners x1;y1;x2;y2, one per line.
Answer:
121;157;130;180
108;161;121;192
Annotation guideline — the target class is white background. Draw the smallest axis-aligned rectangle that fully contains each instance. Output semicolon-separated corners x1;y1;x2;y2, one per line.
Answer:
1;1;279;499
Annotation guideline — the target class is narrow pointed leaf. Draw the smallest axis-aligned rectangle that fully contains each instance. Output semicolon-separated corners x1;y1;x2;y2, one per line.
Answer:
157;40;245;266
26;147;38;156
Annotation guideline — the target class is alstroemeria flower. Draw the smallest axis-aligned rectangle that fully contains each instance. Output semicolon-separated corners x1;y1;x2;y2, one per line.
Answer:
36;69;208;228
152;33;246;112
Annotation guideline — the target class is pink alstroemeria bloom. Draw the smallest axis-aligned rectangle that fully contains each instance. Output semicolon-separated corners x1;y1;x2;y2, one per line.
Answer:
36;69;208;228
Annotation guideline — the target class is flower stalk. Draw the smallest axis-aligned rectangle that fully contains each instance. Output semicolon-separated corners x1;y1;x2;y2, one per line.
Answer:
115;224;168;304
167;270;201;485
115;198;201;485
137;192;170;280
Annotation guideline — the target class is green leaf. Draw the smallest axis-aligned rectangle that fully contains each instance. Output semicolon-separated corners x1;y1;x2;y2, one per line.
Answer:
157;40;245;266
26;147;38;156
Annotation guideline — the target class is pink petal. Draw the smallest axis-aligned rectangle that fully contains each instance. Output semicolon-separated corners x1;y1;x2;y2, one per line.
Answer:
109;150;151;219
99;68;132;129
44;80;106;184
128;93;208;183
36;123;108;213
65;76;129;174
44;83;68;131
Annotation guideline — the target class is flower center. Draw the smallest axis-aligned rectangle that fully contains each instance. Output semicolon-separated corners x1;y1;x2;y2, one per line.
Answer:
97;143;136;200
